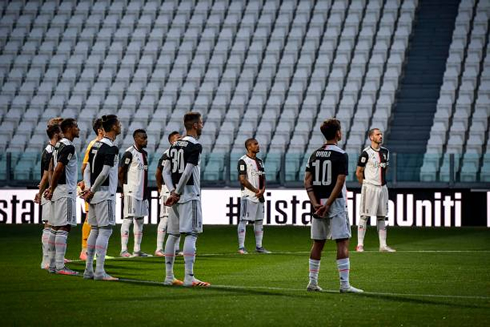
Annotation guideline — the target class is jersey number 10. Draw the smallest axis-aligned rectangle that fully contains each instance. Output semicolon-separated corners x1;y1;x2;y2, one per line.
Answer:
312;159;332;186
170;148;185;174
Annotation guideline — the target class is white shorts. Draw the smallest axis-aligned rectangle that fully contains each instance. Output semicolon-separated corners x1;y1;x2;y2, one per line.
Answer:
159;193;170;218
167;200;203;235
123;196;149;218
359;183;389;217
311;211;351;240
51;197;77;227
240;198;264;221
41;200;52;223
88;199;116;227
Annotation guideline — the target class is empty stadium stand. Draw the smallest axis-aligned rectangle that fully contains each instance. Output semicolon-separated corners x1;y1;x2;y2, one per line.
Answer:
0;0;488;186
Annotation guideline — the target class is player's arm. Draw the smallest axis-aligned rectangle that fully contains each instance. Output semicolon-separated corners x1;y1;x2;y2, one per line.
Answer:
44;145;74;200
35;170;50;203
174;163;195;195
118;151;132;189
237;159;259;193
83;147;118;201
79;142;92;190
155;154;167;194
83;162;91;190
315;174;346;218
304;171;321;209
356;151;368;184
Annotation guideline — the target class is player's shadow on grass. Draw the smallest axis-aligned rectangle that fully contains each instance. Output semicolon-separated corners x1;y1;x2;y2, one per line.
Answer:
117;278;311;299
357;292;488;309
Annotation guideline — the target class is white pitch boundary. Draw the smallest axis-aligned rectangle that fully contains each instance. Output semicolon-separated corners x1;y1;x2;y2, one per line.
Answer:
68;249;490;263
112;278;490;301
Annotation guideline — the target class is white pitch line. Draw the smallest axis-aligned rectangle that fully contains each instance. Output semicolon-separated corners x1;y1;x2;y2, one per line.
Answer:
67;249;490;263
113;278;490;301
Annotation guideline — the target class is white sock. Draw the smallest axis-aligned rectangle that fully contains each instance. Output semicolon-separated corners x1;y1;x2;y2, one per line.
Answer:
238;220;247;248
95;228;113;276
377;217;387;247
164;234;179;280
176;236;181;253
55;230;69;270
121;218;132;252
133;218;144;253
183;234;197;281
156;216;168;251
309;259;321;284
337;258;350;288
358;216;368;246
254;220;264;248
48;228;56;269
85;226;99;273
41;227;50;267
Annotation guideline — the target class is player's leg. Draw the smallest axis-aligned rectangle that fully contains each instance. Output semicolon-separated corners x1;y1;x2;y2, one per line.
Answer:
41;222;50;269
80;212;91;260
377;185;395;252
181;200;209;287
307;217;327;291
357;185;369;252
47;226;57;273
254;202;270;253
163;205;183;285
120;216;132;257
94;199;118;281
155;216;168;256
133;217;148;256
237;219;247;253
331;211;363;293
54;197;78;275
83;222;98;279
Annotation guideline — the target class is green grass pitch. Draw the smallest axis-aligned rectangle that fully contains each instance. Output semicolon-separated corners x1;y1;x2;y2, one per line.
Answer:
0;225;489;326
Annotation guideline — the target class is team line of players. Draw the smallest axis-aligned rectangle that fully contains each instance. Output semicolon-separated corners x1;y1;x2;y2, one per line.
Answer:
35;113;394;291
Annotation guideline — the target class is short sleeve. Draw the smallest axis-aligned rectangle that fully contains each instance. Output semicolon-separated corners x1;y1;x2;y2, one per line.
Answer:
104;146;119;167
187;144;202;166
120;151;133;168
83;140;94;164
305;152;315;172
357;151;369;167
58;145;75;166
41;151;52;173
341;153;349;175
237;159;247;175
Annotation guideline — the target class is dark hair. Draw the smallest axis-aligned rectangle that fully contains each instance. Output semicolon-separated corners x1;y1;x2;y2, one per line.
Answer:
320;119;341;141
101;115;119;132
168;131;180;142
133;129;147;138
46;124;61;139
368;128;380;138
60;118;77;133
183;112;201;131
244;138;257;150
92;118;103;135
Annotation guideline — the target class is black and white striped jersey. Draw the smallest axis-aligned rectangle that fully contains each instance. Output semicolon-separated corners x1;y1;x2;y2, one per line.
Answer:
88;137;119;203
120;145;149;200
52;138;78;199
357;146;389;186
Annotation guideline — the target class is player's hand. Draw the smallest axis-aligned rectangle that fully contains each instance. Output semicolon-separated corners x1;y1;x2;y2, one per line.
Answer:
314;204;330;219
78;181;85;190
165;193;180;207
34;193;41;204
44;188;53;201
80;190;94;203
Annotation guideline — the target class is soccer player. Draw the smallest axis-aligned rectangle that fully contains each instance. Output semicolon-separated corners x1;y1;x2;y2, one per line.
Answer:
304;118;363;293
78;118;105;260
163;112;209;287
155;131;182;257
237;138;270;254
355;128;396;253
44;118;80;275
81;115;121;281
119;129;151;257
34;122;62;269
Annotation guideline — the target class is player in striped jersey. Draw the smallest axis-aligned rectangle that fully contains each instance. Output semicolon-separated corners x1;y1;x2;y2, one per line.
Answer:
355;128;396;253
155;131;182;257
119;129;151;257
78;118;104;260
44;118;80;275
81;115;121;281
34;121;62;269
305;119;363;293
